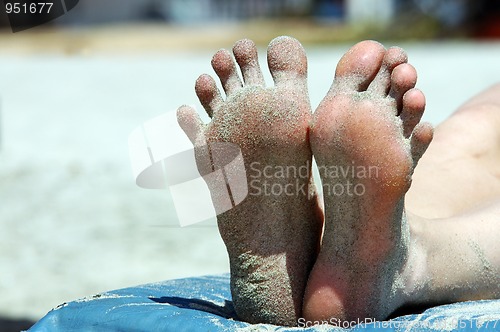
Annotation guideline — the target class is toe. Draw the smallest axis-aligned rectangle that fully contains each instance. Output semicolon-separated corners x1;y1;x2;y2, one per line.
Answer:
211;49;243;96
333;40;385;91
267;36;307;86
177;105;205;144
400;88;426;137
233;39;265;86
389;63;417;112
195;74;223;118
410;122;433;164
368;46;408;96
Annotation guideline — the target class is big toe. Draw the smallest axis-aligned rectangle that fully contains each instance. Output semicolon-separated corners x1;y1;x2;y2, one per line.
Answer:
333;40;385;92
267;36;308;86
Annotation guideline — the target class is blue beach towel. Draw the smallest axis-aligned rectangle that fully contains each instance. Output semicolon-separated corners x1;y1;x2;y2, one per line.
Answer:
29;274;500;331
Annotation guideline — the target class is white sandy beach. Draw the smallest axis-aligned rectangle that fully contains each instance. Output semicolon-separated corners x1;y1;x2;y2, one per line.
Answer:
0;37;499;323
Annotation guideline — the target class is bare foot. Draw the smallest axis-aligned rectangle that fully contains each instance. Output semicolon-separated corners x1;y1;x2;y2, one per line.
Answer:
303;41;433;322
177;37;323;326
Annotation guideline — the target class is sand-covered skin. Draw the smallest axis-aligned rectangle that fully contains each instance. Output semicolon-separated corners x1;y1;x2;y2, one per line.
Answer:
177;37;323;326
303;41;433;322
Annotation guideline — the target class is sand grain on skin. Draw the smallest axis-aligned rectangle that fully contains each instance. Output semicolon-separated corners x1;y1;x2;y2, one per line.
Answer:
178;36;322;326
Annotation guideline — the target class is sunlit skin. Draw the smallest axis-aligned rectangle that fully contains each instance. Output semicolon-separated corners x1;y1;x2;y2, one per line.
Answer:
178;37;500;326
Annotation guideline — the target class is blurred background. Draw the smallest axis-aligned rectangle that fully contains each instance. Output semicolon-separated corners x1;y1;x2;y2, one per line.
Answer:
1;0;500;48
0;0;499;331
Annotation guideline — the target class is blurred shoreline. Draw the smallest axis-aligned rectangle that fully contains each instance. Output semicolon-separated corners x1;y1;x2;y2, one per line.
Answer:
0;18;482;55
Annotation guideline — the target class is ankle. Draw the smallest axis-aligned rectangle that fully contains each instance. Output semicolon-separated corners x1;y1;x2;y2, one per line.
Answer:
395;214;431;308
